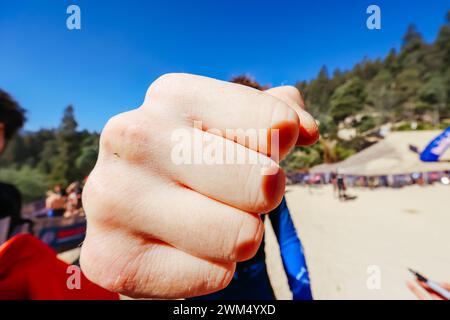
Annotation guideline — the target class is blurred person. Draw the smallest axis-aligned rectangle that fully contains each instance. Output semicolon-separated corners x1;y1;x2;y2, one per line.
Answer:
65;181;83;217
53;184;66;197
0;90;25;153
407;280;450;300
336;174;346;200
54;184;62;195
0;183;33;243
0;90;27;244
45;188;66;217
0;90;117;300
330;172;338;197
0;233;119;299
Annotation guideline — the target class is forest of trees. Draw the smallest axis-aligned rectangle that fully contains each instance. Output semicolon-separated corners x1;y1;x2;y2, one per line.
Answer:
0;106;99;202
283;11;450;172
1;11;449;202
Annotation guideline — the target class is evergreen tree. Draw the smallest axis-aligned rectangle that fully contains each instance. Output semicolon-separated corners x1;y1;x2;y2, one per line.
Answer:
330;77;366;122
367;69;396;122
50;105;81;185
402;24;424;53
302;65;332;117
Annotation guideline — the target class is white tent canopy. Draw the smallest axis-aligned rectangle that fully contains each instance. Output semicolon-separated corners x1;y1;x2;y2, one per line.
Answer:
310;130;450;176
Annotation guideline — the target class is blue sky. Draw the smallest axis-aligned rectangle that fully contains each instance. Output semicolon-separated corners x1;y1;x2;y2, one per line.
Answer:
0;0;448;132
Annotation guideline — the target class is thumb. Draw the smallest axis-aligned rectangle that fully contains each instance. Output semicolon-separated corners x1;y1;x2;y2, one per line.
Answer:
265;86;319;146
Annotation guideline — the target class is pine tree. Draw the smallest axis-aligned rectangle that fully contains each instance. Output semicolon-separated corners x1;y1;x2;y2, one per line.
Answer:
330;77;366;122
50;105;81;185
305;65;332;116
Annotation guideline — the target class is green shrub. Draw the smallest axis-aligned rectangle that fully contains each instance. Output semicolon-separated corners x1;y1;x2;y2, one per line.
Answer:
0;166;50;203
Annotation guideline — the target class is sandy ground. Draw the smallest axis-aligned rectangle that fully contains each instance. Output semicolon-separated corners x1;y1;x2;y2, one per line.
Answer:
58;184;450;300
265;184;450;300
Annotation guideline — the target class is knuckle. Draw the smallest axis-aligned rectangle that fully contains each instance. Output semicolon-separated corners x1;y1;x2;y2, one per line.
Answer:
101;111;151;162
100;113;127;152
144;73;197;118
286;85;304;104
144;73;203;123
145;73;185;101
275;100;298;125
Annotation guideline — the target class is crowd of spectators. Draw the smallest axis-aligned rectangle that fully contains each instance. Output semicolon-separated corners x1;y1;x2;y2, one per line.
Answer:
45;181;84;218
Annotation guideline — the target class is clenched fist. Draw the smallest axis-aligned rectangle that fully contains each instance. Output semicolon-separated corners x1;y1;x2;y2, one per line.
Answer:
80;74;318;298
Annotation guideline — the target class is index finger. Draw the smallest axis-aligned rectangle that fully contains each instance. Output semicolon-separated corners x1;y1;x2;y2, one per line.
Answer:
145;73;300;159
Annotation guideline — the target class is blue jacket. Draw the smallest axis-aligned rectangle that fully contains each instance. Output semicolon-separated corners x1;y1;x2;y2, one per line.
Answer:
269;197;312;300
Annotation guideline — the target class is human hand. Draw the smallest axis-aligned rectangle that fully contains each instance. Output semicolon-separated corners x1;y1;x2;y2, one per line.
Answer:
80;73;318;298
407;280;450;300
